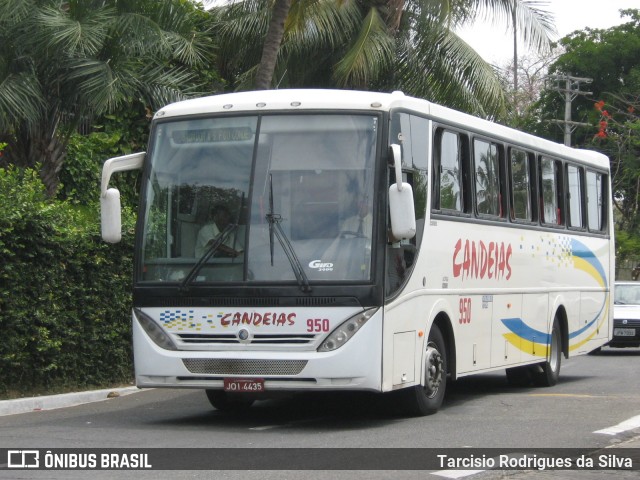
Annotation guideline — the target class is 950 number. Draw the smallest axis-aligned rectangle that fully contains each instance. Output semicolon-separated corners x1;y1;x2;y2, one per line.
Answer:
459;297;472;324
307;318;330;332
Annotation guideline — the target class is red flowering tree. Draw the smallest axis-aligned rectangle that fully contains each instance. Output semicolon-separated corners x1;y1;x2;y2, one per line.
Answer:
528;9;640;271
592;95;640;261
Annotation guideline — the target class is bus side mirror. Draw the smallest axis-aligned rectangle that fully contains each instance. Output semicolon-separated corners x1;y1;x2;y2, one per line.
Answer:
101;188;122;243
389;144;416;240
100;152;145;243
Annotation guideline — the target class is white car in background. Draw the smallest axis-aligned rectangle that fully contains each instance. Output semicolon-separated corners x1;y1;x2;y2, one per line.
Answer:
611;282;640;348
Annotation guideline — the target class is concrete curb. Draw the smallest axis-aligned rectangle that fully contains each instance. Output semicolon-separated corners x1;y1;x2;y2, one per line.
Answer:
0;386;141;417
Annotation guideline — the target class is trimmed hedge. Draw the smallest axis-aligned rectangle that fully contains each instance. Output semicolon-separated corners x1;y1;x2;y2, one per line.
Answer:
0;167;135;395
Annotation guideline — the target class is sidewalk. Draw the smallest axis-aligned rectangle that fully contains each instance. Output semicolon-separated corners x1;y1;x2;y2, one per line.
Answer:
0;386;140;416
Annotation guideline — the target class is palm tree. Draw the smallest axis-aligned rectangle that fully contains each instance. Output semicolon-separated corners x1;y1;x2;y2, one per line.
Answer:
0;0;213;196
255;0;293;89
215;0;555;116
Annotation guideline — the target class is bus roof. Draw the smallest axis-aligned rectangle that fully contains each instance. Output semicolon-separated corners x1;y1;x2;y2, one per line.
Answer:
155;89;399;117
155;89;609;170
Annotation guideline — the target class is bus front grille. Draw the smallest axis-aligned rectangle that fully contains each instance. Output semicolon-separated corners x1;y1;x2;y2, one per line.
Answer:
182;359;308;376
176;333;316;345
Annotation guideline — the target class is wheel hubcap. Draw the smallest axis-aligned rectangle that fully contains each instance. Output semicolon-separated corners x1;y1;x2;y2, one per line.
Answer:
424;345;443;398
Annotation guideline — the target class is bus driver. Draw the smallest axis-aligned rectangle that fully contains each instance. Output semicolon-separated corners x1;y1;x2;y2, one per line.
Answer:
194;205;243;258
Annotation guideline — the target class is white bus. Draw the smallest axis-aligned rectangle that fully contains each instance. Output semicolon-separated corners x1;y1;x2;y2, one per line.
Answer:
101;90;613;415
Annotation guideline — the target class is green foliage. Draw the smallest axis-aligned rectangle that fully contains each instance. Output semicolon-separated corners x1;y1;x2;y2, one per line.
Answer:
530;10;640;247
615;229;640;265
215;0;556;117
0;0;217;196
59;104;150;206
0;0;223;396
591;95;640;237
0;167;136;395
60;131;123;205
533;9;640;144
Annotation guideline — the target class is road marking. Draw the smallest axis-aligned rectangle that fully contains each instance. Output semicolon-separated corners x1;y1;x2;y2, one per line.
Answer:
594;414;640;435
431;470;484;478
528;393;600;398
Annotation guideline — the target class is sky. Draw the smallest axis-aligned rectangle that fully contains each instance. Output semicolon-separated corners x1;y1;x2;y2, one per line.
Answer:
457;0;638;65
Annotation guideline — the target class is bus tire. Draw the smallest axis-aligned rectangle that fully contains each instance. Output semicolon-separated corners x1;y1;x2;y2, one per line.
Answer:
505;366;533;387
532;321;562;387
399;324;447;416
205;390;255;412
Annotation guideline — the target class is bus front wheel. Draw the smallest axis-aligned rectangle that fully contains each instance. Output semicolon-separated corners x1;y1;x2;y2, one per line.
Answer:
399;324;447;416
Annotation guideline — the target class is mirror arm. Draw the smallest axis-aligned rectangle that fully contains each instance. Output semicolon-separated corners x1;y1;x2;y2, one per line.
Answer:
101;152;145;196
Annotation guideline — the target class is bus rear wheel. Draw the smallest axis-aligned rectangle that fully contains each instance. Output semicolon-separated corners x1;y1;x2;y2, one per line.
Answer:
399;324;447;416
532;321;562;387
505;320;562;388
205;390;255;412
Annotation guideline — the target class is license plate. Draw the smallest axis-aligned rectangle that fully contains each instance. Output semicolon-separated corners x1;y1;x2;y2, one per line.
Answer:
614;328;635;337
223;378;265;392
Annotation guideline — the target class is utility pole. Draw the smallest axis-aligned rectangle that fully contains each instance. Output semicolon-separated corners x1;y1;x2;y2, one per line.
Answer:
547;74;593;146
512;3;518;113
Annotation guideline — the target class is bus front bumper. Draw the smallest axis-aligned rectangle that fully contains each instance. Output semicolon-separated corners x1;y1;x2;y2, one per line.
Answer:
132;309;384;393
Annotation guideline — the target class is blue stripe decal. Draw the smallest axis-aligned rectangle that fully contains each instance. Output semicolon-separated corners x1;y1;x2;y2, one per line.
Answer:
501;318;550;344
571;238;607;286
501;238;608;345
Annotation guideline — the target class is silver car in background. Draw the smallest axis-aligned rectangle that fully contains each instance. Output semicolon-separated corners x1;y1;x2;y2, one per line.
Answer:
611;282;640;348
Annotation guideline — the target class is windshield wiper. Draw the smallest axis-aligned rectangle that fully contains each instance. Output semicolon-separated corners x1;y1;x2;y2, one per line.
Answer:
180;223;238;292
266;174;311;293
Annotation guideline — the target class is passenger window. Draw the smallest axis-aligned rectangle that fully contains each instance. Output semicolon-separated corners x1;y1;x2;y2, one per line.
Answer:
586;171;606;231
567;164;584;228
540;157;562;226
437;130;463;212
510;148;532;221
473;139;501;217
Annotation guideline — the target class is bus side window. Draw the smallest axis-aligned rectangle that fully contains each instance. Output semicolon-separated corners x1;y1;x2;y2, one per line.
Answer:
509;148;532;221
473;138;501;217
567;164;585;229
586;170;607;232
434;129;463;212
540;156;563;226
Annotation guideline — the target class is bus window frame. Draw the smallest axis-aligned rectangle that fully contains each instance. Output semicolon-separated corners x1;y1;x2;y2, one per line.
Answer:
565;163;587;232
507;146;538;226
586;169;609;234
432;126;472;217
471;135;507;222
428;125;611;239
538;155;565;229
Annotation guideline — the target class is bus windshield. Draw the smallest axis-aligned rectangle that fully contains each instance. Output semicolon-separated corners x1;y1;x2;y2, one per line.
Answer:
140;113;379;285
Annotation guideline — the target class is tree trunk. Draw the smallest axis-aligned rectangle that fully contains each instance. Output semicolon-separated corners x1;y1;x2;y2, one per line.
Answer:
254;0;292;90
39;144;67;198
10;115;68;198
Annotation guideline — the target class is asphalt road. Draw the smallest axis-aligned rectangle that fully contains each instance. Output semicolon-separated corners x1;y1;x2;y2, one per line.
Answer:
1;346;639;480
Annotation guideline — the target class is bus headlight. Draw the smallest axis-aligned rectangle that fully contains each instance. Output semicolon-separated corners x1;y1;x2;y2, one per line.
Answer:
317;308;378;352
134;309;178;351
